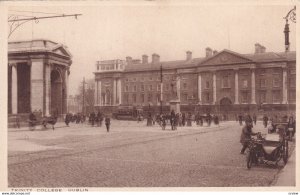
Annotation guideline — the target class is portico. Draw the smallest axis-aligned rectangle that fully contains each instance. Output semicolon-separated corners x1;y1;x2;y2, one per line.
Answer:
8;40;72;117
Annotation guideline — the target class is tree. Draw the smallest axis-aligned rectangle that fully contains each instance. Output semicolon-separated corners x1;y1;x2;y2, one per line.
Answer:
76;78;95;114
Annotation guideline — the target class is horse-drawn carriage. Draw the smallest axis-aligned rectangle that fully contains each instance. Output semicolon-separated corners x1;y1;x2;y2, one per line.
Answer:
28;112;57;130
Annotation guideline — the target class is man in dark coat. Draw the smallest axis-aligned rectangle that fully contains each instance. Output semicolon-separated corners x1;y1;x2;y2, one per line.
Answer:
263;115;268;128
105;116;111;132
240;122;257;154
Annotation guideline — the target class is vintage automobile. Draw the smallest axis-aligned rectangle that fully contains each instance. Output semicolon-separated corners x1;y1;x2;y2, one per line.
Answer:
246;132;288;169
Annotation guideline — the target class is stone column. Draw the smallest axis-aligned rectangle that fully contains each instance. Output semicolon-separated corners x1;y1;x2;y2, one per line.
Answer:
65;69;69;113
11;64;18;114
176;75;180;101
45;63;51;116
94;80;98;105
99;80;102;106
213;71;217;104
117;79;122;105
113;79;117;105
282;68;288;104
198;73;202;104
234;69;239;104
31;60;44;113
251;68;256;104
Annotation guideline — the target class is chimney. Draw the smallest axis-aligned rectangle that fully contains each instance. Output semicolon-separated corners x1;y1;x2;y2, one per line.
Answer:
142;55;148;64
205;47;212;57
186;51;192;61
152;53;160;64
126;56;132;65
255;43;266;54
213;50;218;55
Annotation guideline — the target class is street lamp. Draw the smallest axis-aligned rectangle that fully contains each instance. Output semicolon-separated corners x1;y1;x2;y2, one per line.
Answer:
283;6;296;52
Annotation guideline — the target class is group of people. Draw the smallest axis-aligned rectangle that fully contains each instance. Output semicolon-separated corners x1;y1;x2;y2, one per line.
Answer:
64;111;111;132
239;113;296;154
236;113;257;126
145;111;220;130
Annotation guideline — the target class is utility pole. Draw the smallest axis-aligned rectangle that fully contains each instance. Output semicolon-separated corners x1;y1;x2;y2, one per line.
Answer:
82;77;86;115
160;64;163;114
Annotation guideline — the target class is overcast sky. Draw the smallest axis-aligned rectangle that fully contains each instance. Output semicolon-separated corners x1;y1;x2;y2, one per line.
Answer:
7;2;296;95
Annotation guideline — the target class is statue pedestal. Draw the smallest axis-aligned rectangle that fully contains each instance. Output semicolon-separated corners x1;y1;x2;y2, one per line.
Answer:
169;99;181;113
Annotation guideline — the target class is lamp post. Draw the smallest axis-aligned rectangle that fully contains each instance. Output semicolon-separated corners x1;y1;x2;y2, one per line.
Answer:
160;64;163;114
283;6;296;52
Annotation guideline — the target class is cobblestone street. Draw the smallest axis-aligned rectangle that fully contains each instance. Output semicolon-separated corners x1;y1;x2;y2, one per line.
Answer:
8;120;295;187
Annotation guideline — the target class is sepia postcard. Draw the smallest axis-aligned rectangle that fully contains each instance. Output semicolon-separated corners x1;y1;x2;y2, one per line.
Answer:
0;0;299;193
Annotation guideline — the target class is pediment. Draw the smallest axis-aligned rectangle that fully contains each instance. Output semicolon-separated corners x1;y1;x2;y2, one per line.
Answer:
200;50;252;66
52;45;72;58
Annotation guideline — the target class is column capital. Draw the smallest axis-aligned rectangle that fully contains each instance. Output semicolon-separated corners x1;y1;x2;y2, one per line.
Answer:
9;63;17;67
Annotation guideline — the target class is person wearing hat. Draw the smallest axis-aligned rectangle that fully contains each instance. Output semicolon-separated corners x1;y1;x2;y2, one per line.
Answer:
240;121;257;154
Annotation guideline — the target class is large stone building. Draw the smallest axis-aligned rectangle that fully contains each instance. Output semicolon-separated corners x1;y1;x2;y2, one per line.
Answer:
94;44;296;118
8;39;72;120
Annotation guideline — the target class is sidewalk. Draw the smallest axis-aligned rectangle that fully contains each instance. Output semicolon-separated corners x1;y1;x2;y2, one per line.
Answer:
273;148;296;186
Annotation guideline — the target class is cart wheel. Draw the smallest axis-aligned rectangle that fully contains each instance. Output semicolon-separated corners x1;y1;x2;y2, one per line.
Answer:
246;151;253;169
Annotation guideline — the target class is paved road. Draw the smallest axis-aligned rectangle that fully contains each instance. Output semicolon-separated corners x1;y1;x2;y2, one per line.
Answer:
8;121;295;187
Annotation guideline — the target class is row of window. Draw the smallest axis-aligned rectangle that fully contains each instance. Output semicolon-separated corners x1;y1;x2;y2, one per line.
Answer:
124;75;176;82
125;83;188;92
97;64;124;71
201;90;296;104
123;77;295;93
123;93;197;104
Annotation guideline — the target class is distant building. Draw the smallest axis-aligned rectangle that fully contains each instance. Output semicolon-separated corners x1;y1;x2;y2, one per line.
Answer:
94;44;295;118
8;39;72;117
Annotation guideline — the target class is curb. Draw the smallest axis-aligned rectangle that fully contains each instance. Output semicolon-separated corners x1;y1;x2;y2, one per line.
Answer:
273;145;296;186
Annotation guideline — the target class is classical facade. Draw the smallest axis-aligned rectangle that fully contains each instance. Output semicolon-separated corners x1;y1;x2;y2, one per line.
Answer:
8;39;72;118
94;44;296;118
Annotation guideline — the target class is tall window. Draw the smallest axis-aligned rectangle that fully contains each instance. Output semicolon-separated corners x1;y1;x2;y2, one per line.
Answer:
205;81;210;89
125;85;129;92
272;90;280;103
149;85;153;91
260;79;266;88
222;76;230;88
205;93;210;102
183;94;188;101
157;84;161;91
157;94;161;102
242;79;248;88
165;84;169;91
141;84;144;92
133;85;137;92
290;77;296;88
132;94;137;103
260;92;266;103
183;83;187;90
290;90;296;101
241;92;248;103
148;94;152;102
273;78;280;87
124;94;129;104
140;94;145;103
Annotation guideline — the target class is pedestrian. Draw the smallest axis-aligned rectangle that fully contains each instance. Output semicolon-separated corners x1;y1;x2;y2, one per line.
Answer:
253;113;257;125
195;112;200;125
105;116;111;132
147;113;152;126
90;112;96;126
263;114;268;128
182;113;186;126
240;122;257;154
161;114;166;130
65;113;70;126
207;113;212;126
199;116;203;126
187;112;192;126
